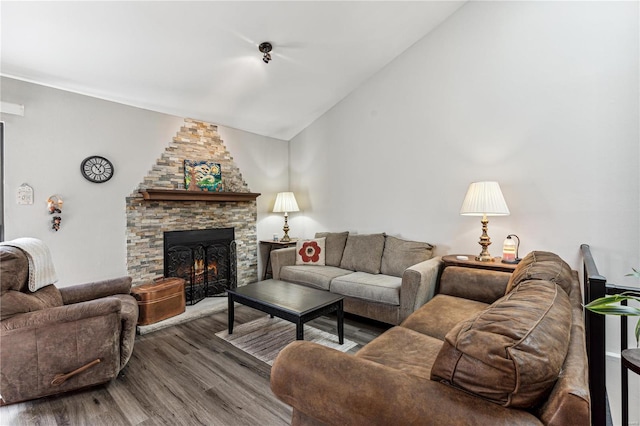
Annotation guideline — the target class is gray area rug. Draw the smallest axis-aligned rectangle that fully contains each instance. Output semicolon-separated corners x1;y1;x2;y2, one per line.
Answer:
216;316;358;365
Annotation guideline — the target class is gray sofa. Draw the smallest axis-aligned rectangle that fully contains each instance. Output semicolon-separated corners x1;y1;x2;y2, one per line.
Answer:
270;232;440;325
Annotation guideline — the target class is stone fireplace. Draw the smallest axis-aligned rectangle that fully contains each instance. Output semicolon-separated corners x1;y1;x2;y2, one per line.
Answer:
126;119;259;289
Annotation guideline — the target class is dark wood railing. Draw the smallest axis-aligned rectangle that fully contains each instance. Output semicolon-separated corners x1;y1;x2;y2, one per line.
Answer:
581;244;640;426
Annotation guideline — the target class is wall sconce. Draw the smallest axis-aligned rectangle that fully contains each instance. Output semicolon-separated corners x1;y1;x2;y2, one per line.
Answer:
259;42;272;64
460;181;510;262
47;195;63;214
47;195;64;231
273;192;299;242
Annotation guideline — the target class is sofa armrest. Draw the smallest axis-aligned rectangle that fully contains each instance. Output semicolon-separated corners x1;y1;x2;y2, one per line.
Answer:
59;276;132;305
399;256;442;321
0;298;121;332
271;341;542;426
271;247;296;280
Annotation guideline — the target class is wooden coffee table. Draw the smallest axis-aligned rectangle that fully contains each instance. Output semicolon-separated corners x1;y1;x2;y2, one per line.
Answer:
227;279;344;344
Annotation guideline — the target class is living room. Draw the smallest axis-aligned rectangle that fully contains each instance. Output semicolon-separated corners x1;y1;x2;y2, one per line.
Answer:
1;1;638;425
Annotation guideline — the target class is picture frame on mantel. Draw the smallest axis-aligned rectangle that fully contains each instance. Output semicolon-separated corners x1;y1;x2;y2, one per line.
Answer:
184;160;222;192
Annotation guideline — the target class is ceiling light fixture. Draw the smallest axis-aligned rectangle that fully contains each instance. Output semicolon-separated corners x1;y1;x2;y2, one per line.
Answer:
259;42;272;64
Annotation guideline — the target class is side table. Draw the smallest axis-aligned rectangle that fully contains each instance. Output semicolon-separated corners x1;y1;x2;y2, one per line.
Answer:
260;239;298;280
442;255;518;273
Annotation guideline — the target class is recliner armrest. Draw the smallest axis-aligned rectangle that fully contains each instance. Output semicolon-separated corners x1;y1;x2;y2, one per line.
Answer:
271;341;541;425
59;276;132;305
1;297;121;332
270;247;296;280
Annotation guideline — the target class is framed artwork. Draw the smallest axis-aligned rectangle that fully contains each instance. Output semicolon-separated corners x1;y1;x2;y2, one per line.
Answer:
184;160;222;192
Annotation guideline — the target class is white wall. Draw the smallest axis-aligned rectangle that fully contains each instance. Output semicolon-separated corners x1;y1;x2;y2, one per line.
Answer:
289;2;639;424
1;77;289;286
290;0;639;282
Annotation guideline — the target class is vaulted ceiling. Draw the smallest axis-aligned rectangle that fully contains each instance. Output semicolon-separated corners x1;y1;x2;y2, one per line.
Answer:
1;1;465;140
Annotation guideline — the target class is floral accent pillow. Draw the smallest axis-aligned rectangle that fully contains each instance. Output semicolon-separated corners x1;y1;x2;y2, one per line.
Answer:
295;238;326;266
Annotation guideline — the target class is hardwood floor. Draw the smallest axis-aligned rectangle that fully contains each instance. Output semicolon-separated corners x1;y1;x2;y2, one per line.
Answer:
1;305;389;426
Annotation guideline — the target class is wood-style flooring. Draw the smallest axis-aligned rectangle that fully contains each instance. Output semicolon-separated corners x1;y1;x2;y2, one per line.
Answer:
1;304;389;426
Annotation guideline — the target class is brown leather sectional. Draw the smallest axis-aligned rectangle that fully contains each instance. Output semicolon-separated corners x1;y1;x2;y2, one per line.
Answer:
270;251;590;425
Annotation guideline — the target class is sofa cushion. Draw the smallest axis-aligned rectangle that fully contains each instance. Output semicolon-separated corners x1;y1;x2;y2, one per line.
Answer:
315;232;349;267
279;265;352;291
380;236;434;278
330;272;401;305
295;238;326;266
430;279;571;408
400;294;489;341
505;251;574;296
356;326;443;381
339;233;385;274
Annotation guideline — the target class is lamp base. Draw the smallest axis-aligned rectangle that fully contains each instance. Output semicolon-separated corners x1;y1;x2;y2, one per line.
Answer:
501;258;521;264
475;253;494;262
281;234;291;243
281;213;292;242
475;215;493;262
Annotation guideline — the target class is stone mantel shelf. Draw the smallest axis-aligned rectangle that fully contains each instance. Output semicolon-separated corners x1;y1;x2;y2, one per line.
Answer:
139;189;260;202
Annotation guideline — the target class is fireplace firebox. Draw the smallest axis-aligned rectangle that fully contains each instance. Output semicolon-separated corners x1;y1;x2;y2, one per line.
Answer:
164;228;236;305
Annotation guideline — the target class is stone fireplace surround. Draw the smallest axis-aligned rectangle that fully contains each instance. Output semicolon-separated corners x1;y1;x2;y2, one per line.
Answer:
126;119;258;288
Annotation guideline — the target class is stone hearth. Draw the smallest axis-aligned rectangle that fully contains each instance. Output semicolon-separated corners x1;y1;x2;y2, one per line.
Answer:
126;119;258;287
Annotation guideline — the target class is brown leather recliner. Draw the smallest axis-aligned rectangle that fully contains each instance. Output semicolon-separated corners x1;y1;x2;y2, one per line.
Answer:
0;244;138;404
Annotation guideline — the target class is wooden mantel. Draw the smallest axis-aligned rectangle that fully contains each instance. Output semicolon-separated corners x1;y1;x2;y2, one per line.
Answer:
139;189;260;202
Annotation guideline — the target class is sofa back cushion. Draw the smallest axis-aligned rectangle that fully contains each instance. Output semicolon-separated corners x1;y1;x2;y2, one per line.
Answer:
339;233;385;274
439;266;510;304
505;251;574;296
379;236;434;277
430;279;572;408
314;232;349;267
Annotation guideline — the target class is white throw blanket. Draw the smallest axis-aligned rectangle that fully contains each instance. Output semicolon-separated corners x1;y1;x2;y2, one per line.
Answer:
0;237;58;291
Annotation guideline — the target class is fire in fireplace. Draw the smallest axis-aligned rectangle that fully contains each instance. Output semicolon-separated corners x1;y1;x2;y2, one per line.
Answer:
164;228;236;305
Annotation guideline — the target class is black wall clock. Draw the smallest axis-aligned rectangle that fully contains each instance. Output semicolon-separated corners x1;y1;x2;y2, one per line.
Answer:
80;155;114;183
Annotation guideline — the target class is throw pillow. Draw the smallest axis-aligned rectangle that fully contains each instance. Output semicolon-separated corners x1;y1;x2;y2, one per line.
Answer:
505;251;574;296
339;233;386;274
430;279;572;409
295;238;326;266
380;235;434;277
314;231;349;267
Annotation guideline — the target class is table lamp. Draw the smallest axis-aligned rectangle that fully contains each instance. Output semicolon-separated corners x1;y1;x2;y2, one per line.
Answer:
273;192;299;242
460;181;510;262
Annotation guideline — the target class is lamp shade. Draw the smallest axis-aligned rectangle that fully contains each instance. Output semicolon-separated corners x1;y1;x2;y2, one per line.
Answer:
460;182;510;216
273;192;299;213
